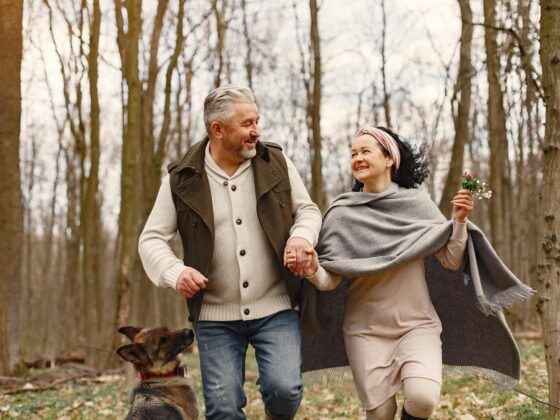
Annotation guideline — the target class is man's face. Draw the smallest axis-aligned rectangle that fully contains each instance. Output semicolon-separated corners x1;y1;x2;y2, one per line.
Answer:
218;101;260;162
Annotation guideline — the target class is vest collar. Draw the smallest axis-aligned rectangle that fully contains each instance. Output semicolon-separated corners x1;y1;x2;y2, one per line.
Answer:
173;137;283;207
175;137;275;171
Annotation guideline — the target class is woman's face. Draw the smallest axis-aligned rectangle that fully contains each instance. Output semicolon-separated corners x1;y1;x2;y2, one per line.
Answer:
351;135;393;185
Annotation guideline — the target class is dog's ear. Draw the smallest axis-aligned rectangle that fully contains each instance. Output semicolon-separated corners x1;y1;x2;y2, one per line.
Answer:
118;326;142;341
116;343;149;365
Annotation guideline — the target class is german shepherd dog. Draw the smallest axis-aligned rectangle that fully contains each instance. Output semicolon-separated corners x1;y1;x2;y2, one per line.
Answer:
117;326;198;420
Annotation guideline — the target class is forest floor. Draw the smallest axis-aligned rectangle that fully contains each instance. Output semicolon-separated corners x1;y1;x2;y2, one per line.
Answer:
0;339;554;419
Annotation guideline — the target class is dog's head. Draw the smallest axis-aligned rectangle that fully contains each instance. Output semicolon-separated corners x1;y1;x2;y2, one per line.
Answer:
116;326;195;376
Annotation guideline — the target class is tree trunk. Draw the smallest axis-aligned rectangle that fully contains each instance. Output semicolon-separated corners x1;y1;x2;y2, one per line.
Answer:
380;0;392;129
537;0;560;416
483;0;509;261
112;0;143;367
212;0;229;88
241;0;254;89
439;0;473;217
82;0;103;364
44;0;87;350
309;0;326;210
0;0;24;375
20;136;37;353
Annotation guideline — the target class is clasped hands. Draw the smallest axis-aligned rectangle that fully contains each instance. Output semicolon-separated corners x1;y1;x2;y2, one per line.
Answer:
284;237;318;278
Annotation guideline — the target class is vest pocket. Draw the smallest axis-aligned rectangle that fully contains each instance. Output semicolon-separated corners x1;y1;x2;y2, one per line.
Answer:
176;207;200;265
272;187;293;223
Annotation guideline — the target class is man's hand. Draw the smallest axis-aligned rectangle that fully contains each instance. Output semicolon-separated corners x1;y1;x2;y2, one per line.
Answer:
283;237;313;276
176;267;208;298
285;247;318;278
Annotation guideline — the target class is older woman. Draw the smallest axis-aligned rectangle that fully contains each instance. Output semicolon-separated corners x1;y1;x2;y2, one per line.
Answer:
286;126;532;420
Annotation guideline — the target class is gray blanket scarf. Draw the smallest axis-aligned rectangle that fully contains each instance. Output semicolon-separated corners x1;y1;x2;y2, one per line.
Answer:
300;183;533;388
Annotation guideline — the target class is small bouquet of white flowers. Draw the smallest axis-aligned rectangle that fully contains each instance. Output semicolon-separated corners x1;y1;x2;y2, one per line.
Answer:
461;171;492;200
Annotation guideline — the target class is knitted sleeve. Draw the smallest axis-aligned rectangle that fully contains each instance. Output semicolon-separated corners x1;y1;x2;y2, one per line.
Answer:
285;154;322;246
305;265;342;291
138;174;187;289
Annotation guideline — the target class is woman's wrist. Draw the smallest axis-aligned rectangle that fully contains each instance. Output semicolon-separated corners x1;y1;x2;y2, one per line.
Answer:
304;266;319;279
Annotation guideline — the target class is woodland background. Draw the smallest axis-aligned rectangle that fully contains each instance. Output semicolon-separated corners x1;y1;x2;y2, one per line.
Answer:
0;0;559;417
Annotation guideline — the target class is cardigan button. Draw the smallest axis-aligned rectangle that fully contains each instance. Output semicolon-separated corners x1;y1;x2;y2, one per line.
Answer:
243;281;249;288
236;218;242;225
223;181;229;186
231;185;237;191
244;308;250;315
240;249;246;256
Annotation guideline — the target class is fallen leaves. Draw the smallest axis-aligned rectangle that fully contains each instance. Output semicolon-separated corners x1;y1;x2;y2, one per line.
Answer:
0;340;550;419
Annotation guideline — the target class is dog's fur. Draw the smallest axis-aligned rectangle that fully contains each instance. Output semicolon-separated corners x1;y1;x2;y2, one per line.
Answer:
117;326;198;420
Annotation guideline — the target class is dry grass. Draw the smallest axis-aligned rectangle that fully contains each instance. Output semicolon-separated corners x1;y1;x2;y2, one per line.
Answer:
0;340;553;419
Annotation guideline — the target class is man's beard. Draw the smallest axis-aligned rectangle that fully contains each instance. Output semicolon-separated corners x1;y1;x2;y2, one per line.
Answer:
238;144;257;159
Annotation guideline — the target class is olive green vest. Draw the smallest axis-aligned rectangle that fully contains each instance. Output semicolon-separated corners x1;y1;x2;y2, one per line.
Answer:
168;138;303;328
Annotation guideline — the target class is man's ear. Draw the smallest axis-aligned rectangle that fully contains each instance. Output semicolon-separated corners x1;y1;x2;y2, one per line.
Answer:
210;121;223;139
116;343;149;365
118;326;142;341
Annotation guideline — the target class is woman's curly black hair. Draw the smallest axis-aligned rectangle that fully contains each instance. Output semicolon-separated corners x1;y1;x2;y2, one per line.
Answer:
351;126;429;191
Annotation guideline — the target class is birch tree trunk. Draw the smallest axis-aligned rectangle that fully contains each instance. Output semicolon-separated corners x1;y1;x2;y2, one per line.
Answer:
0;0;23;375
537;0;560;415
439;0;473;217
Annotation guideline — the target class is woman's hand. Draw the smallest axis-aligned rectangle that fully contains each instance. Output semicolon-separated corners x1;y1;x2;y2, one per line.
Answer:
285;246;319;277
451;189;474;223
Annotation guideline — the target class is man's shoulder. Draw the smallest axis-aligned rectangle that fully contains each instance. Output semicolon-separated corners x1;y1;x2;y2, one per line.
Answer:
167;137;209;174
167;159;180;173
262;141;283;151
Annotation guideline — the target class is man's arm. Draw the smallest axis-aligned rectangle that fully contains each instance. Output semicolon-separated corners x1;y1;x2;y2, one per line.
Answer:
283;154;322;275
138;174;190;289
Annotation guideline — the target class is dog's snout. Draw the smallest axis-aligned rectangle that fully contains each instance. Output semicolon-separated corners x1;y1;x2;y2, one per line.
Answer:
180;328;195;347
181;328;194;339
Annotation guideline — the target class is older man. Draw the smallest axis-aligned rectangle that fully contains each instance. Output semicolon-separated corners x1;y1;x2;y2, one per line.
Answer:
138;85;322;419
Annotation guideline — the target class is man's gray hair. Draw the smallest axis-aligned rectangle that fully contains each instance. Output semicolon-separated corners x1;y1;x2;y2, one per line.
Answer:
204;85;256;134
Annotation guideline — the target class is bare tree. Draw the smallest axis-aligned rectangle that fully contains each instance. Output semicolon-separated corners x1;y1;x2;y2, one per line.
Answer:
439;0;473;217
0;0;24;375
240;0;254;89
483;0;509;261
212;0;230;87
44;0;91;349
517;0;540;330
113;0;187;348
112;0;144;364
308;0;326;210
380;0;392;129
81;0;103;363
537;0;560;416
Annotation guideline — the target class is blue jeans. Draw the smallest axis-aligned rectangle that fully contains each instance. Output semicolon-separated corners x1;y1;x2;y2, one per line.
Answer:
196;310;302;419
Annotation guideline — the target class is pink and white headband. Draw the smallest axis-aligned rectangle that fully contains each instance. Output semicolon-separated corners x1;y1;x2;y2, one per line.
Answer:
356;126;401;170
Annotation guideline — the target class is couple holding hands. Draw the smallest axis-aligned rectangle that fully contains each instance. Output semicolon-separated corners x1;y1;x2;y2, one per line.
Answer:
139;85;532;420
